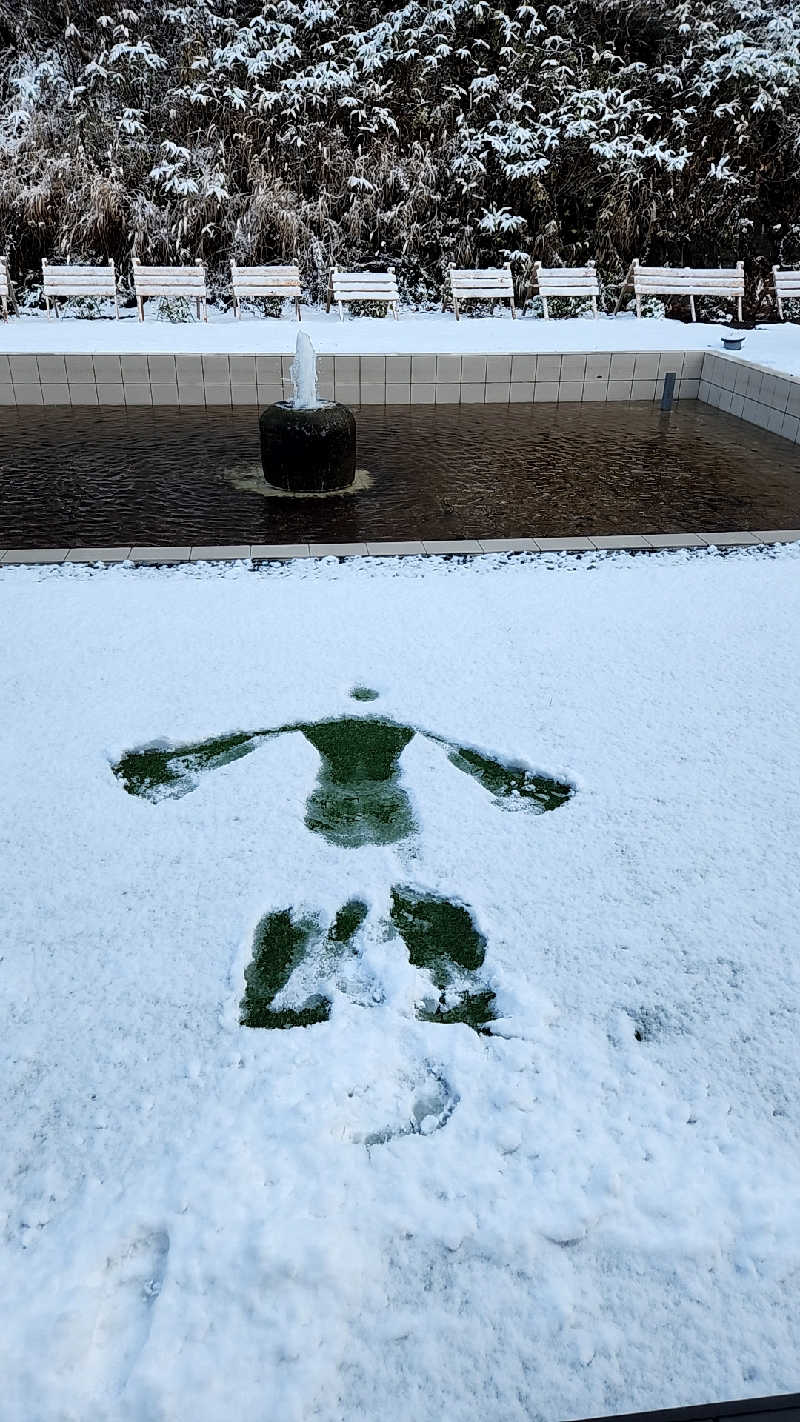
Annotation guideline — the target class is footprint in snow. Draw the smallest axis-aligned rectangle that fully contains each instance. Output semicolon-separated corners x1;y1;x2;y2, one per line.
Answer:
85;1228;170;1399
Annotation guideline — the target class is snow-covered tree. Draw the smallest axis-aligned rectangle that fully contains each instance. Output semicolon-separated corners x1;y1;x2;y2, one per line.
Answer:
0;0;798;311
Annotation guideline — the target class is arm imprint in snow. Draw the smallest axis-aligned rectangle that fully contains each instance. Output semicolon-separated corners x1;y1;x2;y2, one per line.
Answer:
112;714;573;847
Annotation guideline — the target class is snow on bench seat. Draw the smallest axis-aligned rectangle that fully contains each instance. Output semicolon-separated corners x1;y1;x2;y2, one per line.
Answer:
42;259;119;319
773;267;800;321
132;258;208;322
327;268;399;320
530;262;599;319
449;265;516;320
618;260;745;322
230;262;302;320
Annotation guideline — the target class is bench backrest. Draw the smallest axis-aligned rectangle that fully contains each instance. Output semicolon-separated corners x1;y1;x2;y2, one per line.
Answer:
533;262;599;296
631;260;744;296
42;259;117;296
132;259;207;296
230;262;301;297
774;267;800;297
331;269;399;304
449;266;514;299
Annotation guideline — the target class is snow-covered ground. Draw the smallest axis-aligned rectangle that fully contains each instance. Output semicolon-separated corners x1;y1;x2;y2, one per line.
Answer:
1;307;799;377
2;548;800;1422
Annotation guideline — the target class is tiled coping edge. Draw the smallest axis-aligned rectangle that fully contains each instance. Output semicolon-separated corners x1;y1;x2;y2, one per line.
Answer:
2;533;799;565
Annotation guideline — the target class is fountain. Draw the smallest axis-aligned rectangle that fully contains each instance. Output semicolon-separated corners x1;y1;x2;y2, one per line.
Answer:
259;331;357;493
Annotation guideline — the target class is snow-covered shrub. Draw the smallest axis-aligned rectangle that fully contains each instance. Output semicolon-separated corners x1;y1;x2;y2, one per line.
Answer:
0;0;798;315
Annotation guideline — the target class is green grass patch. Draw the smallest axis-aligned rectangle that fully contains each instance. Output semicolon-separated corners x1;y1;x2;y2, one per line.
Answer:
240;908;330;1030
417;989;496;1033
328;899;369;946
390;887;486;987
447;744;573;811
114;732;263;801
303;717;416;847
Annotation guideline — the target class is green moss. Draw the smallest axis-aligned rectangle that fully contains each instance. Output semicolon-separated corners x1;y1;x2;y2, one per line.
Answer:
417;989;496;1033
328;899;369;945
114;732;263;801
302;718;416;846
447;744;573;812
390;887;486;987
240;908;330;1030
349;686;380;701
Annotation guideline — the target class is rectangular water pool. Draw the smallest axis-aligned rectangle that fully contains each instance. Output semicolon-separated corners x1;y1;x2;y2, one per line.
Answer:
1;401;799;547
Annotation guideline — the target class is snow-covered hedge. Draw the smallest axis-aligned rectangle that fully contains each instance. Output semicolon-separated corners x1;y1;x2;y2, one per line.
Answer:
0;0;798;312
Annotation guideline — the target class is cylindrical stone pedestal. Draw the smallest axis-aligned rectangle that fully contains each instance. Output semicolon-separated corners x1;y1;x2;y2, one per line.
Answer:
259;401;356;493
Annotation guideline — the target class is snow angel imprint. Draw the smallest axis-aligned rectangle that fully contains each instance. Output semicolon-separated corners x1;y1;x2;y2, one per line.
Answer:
113;689;574;1033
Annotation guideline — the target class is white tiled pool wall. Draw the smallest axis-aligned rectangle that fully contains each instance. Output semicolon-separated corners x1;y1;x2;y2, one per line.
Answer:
0;351;701;407
0;350;798;445
700;353;800;445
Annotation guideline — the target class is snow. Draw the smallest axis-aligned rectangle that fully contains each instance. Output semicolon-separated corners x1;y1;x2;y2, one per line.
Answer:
1;309;799;379
2;547;800;1421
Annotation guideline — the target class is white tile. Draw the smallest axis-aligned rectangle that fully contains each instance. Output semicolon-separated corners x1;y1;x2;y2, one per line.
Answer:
190;546;251;561
590;534;653;549
130;546;192;562
535;537;596;551
250;544;312;558
365;542;426;556
309;543;369;557
645;533;709;548
422;540;484;555
478;539;540;553
1;548;69;563
66;547;132;563
698;531;760;546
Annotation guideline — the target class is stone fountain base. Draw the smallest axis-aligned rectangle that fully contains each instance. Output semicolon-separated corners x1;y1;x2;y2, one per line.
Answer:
259;401;357;493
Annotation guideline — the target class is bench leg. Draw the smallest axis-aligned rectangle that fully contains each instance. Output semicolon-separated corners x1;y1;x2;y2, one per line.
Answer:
635;294;642;319
454;296;460;321
137;296;144;322
46;295;53;320
338;301;344;322
541;295;549;320
737;294;742;323
689;293;696;322
326;285;332;314
777;292;784;321
1;294;6;322
233;294;239;319
510;296;517;320
114;291;120;319
592;296;598;318
392;301;398;320
296;297;301;321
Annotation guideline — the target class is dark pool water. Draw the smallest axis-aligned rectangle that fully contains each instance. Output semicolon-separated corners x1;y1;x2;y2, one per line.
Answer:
1;402;798;547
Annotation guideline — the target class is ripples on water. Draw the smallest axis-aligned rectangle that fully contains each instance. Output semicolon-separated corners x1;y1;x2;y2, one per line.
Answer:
1;402;798;546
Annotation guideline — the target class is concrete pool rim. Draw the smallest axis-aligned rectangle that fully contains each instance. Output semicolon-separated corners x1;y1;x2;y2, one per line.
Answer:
2;531;800;566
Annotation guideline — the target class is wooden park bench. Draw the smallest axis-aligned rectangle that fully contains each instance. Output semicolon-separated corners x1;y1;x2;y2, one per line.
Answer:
230;262;302;319
449;264;516;319
132;258;208;321
42;259;119;318
327;268;399;319
0;253;17;320
773;267;800;321
616;259;745;321
530;261;599;318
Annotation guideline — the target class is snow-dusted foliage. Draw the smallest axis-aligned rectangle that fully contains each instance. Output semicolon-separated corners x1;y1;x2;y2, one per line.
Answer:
0;0;798;307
